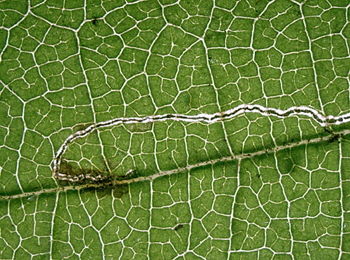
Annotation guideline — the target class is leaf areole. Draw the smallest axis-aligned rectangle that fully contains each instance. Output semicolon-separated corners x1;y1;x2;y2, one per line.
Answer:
72;122;94;132
174;224;184;231
58;159;74;175
276;152;295;175
113;184;128;198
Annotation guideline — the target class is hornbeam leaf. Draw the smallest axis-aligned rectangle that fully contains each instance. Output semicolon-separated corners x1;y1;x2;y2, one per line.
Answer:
0;0;350;259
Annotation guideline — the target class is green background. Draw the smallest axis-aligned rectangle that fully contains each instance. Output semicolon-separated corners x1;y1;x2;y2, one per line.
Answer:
0;0;350;258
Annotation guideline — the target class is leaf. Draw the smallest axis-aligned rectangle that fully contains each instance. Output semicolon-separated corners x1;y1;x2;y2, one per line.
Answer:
0;0;350;259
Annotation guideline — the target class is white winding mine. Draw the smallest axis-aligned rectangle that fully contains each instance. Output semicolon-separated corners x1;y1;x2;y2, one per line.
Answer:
53;104;350;182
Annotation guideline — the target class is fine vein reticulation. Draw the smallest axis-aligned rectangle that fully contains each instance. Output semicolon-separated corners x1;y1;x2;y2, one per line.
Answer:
53;104;350;182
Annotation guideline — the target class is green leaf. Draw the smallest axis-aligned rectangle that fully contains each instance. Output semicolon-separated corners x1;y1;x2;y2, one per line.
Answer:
1;0;350;259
